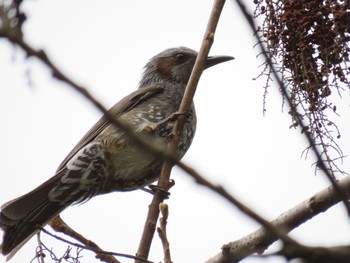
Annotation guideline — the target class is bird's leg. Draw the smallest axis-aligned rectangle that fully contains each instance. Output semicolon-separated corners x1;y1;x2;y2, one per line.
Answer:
157;111;192;128
141;111;191;135
141;179;175;199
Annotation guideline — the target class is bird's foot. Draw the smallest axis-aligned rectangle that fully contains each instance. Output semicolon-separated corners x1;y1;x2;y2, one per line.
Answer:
157;111;192;127
142;180;175;199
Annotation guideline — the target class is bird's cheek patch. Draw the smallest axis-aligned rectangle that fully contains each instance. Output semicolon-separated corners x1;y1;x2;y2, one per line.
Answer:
156;58;173;80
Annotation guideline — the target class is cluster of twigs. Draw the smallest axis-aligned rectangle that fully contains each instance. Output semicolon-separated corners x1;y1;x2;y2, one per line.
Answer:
254;0;350;177
32;240;83;263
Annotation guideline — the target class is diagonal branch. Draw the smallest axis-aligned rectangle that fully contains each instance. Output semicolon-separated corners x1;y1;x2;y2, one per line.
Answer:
49;216;121;263
205;175;350;263
45;216;154;263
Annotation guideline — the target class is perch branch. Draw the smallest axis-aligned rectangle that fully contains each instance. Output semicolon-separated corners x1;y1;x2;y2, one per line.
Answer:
135;0;227;261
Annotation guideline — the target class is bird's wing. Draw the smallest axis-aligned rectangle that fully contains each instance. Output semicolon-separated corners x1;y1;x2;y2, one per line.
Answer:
0;84;164;220
0;84;165;258
57;84;164;172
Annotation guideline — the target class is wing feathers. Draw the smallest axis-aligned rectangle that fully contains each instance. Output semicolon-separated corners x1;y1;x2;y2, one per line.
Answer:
0;84;164;258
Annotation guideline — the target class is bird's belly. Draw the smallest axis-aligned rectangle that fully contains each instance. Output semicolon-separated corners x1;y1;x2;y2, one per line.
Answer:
108;145;162;191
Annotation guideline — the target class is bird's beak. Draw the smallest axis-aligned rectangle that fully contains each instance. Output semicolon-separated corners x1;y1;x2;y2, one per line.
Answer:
205;55;234;69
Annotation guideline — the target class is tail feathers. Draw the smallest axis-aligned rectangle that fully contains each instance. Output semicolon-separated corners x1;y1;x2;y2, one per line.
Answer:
0;175;66;260
1;201;65;259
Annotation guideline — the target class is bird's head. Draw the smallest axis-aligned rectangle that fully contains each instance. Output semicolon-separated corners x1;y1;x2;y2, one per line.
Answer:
139;47;233;87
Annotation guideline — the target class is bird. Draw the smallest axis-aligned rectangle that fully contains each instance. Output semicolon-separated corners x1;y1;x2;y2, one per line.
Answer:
0;46;233;259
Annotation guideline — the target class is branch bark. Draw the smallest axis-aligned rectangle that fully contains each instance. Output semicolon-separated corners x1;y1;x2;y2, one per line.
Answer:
47;216;153;263
134;0;227;261
205;175;350;263
157;203;171;263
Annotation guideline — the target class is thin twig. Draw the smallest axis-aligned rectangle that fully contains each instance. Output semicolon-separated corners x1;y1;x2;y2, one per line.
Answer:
177;162;297;246
40;226;153;263
157;203;171;263
36;233;45;263
48;216;152;263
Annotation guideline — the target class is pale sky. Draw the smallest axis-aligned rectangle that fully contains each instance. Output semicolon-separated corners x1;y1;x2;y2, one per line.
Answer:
1;1;350;263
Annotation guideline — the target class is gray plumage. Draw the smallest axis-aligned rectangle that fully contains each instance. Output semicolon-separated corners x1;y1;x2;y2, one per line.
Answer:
0;46;233;259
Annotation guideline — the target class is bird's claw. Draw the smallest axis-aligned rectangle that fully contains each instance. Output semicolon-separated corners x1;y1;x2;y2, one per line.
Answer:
142;180;175;199
157;111;192;128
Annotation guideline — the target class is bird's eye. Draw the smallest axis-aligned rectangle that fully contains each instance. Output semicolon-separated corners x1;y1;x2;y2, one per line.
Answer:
174;53;187;63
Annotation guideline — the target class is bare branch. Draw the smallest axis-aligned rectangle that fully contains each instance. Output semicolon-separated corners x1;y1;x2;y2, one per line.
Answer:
48;216;152;263
32;242;83;263
135;0;227;261
205;175;350;262
35;233;45;263
157;203;171;263
177;162;298;247
280;243;350;263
